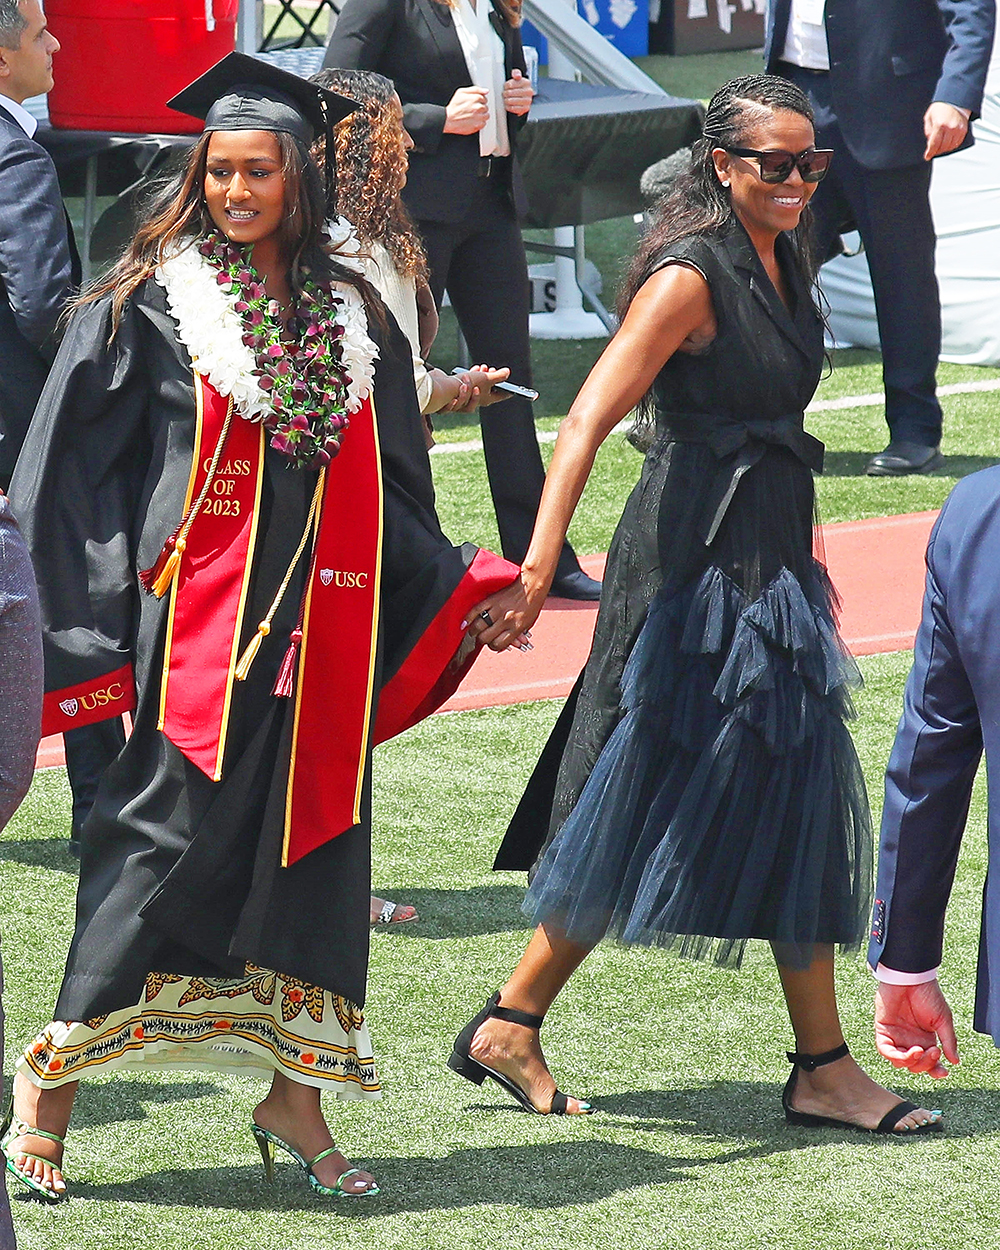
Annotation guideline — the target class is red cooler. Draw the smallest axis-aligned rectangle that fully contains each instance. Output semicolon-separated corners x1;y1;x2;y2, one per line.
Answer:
46;0;239;134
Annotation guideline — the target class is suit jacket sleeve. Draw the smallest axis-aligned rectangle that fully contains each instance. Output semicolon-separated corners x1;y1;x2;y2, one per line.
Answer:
0;131;73;350
932;0;996;117
7;293;151;730
325;0;450;152
869;495;983;974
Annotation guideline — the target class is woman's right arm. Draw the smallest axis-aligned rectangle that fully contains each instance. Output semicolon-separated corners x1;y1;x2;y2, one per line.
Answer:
465;263;716;650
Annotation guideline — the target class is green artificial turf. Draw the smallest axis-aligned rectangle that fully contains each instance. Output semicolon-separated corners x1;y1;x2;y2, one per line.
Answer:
4;650;999;1250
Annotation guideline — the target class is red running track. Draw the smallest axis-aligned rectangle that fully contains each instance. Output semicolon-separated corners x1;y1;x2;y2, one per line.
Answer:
35;511;936;769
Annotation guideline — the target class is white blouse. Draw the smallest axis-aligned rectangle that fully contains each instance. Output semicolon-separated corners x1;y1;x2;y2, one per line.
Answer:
451;0;511;158
355;240;435;414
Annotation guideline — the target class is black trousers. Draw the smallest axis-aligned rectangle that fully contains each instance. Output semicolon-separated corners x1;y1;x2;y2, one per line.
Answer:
65;718;126;836
418;174;581;578
785;65;943;447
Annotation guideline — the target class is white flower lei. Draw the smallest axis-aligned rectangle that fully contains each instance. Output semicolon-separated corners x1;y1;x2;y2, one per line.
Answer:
154;217;378;424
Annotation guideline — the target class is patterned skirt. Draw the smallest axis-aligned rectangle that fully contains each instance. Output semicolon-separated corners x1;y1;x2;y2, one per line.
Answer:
17;964;380;1098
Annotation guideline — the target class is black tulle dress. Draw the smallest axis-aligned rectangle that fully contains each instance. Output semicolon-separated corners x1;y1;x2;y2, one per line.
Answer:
497;221;872;968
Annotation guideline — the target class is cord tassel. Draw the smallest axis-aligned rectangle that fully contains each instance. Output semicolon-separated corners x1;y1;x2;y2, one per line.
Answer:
272;628;303;698
149;538;187;599
139;398;235;598
139;529;182;595
235;621;270;682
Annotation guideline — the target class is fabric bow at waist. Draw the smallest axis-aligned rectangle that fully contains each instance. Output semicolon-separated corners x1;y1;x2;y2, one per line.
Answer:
659;412;825;545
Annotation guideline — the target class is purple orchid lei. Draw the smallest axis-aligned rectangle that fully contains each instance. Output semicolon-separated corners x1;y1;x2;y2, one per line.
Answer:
198;233;352;470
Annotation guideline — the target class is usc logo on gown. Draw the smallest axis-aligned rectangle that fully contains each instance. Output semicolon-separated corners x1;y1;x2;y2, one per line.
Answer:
58;682;127;717
319;569;369;589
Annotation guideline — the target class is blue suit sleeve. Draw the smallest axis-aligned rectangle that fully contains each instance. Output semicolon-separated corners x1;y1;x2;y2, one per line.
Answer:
932;0;996;118
0;133;72;349
869;499;983;973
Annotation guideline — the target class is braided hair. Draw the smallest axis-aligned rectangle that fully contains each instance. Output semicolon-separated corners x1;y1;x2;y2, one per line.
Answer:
618;74;819;321
311;68;428;285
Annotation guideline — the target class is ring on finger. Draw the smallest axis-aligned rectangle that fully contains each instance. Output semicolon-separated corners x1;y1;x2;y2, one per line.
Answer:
479;609;494;627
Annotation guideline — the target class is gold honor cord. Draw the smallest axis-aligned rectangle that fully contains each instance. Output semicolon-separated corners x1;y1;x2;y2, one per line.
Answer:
234;469;326;683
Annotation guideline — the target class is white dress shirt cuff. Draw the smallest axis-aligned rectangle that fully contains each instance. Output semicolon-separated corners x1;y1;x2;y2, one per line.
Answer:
871;963;941;984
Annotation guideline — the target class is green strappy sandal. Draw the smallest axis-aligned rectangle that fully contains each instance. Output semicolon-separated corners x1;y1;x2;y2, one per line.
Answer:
250;1122;379;1199
0;1106;67;1203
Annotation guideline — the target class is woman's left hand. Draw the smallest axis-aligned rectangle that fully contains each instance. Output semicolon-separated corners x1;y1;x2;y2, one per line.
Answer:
503;69;534;117
462;572;547;652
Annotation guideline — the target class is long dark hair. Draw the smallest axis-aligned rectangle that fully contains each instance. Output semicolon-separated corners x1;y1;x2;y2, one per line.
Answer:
311;68;428;284
76;129;380;331
619;74;819;320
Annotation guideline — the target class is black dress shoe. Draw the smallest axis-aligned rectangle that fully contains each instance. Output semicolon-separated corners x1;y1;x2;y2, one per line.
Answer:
548;571;602;601
865;441;944;477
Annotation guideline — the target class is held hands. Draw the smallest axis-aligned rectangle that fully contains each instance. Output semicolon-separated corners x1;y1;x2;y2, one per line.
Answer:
444;86;490;134
874;979;960;1078
502;68;534;117
462;569;549;652
924;101;970;160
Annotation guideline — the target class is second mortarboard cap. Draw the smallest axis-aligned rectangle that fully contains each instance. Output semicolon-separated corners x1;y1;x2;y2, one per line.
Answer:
167;51;356;146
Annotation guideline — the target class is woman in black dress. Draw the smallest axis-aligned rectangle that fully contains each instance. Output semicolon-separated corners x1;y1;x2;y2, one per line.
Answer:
455;75;942;1134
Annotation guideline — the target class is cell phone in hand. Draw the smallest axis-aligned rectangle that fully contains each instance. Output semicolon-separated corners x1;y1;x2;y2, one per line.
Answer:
451;368;539;403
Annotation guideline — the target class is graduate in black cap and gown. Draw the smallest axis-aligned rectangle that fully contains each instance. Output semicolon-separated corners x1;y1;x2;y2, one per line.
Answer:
2;53;519;1203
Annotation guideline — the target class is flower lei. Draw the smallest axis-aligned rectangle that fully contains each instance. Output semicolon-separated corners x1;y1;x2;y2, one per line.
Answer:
197;233;352;470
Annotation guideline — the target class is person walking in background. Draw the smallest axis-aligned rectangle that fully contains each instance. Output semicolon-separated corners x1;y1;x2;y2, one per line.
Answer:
766;0;996;477
315;64;520;929
452;76;942;1135
324;0;601;600
0;0;126;859
314;66;512;424
0;487;39;1244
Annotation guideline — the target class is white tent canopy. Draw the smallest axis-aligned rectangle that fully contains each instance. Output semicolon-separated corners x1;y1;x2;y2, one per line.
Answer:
821;43;1000;366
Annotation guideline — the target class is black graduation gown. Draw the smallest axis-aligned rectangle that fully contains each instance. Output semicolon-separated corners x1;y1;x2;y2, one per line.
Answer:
10;276;498;1019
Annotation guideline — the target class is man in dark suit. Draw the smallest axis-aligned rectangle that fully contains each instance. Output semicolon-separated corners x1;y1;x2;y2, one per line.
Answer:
0;0;73;489
0;0;124;855
766;0;995;476
324;0;600;599
866;466;1000;1080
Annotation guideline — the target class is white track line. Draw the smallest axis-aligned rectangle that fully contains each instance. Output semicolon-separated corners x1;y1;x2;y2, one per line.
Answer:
429;377;1000;456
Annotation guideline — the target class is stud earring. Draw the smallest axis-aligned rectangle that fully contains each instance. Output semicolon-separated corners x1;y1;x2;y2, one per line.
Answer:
721;180;730;187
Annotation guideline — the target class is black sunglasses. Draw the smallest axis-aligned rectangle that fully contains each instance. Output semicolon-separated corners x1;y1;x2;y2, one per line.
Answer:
724;146;834;184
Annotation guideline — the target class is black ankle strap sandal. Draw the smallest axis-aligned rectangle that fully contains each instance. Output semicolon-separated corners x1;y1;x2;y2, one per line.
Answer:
783;1042;944;1135
447;992;591;1116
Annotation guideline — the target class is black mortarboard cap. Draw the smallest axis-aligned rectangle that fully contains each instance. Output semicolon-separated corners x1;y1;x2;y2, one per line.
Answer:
166;51;356;147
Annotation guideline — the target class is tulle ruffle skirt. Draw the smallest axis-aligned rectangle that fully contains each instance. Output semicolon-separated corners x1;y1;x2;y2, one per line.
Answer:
523;557;873;968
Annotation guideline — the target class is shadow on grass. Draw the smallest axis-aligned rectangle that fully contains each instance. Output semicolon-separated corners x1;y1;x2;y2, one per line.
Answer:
821;451;999;479
73;1079;225;1129
64;1140;737;1213
368;884;528;939
593;1083;1000;1141
0;837;79;874
31;1083;1000;1213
